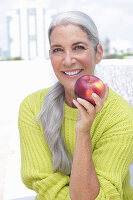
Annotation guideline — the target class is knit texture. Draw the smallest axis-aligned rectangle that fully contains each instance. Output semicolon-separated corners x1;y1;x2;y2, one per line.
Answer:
18;87;133;200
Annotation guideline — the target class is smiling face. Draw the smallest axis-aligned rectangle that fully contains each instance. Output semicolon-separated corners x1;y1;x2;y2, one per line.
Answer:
49;23;103;105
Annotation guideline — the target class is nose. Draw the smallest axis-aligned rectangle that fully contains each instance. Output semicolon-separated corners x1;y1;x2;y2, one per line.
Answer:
62;51;76;67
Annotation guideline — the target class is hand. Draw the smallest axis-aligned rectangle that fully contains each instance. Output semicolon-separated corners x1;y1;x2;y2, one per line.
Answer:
73;84;109;135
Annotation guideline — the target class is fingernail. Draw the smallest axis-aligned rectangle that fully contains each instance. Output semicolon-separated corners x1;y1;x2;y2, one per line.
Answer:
92;93;97;97
77;98;82;102
73;99;76;103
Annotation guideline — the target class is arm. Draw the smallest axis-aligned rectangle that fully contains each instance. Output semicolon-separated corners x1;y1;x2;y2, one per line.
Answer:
91;93;133;199
69;86;109;200
70;131;100;200
18;97;71;200
69;88;133;200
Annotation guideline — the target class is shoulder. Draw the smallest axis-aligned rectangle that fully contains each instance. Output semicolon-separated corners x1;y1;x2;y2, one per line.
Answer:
93;88;133;137
19;87;50;117
104;88;133;117
21;87;50;104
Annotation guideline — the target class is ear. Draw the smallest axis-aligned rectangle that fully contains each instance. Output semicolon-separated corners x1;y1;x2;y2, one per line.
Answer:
96;44;103;64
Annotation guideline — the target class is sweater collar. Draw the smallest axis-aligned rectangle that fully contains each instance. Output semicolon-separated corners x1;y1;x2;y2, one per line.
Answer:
64;102;78;121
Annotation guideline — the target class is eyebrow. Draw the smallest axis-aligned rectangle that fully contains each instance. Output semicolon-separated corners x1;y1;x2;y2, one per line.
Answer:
72;42;88;46
50;41;89;49
50;44;62;48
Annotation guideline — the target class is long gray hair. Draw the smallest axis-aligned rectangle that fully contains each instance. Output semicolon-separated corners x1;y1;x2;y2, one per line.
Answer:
38;11;99;175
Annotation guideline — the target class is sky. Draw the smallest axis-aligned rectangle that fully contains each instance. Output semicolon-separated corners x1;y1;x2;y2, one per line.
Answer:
0;0;133;51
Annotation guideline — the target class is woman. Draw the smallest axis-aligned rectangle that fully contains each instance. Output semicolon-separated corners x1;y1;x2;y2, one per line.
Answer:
18;11;133;199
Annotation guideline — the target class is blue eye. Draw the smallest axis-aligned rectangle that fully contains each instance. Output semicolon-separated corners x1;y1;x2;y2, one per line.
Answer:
53;48;63;53
74;45;85;50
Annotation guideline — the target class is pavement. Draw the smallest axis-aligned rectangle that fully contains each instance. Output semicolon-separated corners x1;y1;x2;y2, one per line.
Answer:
0;120;36;200
0;121;12;200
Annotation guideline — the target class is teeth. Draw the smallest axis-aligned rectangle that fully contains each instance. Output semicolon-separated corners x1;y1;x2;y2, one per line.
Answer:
64;70;81;76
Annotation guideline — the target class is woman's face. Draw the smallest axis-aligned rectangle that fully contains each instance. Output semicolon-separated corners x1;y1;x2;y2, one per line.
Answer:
49;24;103;96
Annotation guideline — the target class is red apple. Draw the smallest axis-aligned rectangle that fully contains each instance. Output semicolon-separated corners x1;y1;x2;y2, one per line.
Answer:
74;75;105;105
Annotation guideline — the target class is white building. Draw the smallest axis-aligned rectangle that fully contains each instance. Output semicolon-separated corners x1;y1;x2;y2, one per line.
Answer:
7;9;21;58
110;39;133;55
6;1;56;60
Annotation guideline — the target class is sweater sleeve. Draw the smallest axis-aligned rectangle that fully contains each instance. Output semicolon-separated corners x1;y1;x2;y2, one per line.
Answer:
91;95;133;199
18;95;71;200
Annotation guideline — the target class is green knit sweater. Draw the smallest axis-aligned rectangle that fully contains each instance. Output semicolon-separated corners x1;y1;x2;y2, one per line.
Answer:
18;87;133;200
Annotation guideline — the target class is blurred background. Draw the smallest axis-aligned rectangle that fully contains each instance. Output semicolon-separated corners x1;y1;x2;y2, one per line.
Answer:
0;0;133;200
1;0;133;60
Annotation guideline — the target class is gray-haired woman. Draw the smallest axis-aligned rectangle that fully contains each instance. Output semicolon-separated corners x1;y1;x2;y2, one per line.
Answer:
18;11;133;200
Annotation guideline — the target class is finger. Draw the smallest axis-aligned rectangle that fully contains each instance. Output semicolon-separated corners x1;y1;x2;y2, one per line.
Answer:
92;84;109;105
73;99;86;111
76;98;95;116
92;93;104;113
92;84;109;113
73;99;90;120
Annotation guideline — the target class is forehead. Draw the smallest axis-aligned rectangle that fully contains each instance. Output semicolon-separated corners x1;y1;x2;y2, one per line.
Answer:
49;24;89;44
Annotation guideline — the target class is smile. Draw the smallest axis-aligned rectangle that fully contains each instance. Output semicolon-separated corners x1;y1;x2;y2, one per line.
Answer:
64;69;82;76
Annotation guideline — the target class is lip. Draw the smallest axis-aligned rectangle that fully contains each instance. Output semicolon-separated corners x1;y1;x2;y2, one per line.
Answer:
62;69;83;78
63;69;82;72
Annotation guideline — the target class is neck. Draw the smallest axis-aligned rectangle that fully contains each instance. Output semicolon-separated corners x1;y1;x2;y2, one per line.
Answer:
64;89;77;108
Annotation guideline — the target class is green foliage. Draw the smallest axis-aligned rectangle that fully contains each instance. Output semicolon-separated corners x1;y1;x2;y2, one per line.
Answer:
0;57;23;61
103;53;133;59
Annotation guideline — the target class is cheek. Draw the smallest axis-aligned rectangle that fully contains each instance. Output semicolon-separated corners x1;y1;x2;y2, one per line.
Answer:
79;54;96;73
79;54;92;66
83;52;96;64
50;57;60;71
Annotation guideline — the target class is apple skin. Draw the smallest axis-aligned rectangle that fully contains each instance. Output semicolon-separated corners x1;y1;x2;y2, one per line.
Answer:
74;75;106;105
